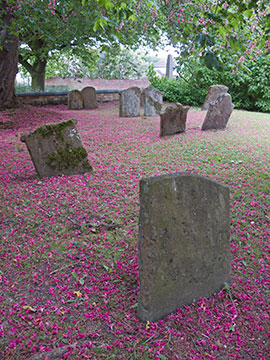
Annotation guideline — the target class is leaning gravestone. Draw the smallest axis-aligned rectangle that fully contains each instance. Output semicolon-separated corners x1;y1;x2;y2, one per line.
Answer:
137;173;230;322
201;93;234;131
20;119;92;178
68;90;84;110
160;103;190;137
81;86;98;109
202;85;228;110
119;87;141;117
143;87;163;116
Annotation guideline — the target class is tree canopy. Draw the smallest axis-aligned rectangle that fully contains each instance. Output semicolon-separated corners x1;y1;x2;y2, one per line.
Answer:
158;0;270;69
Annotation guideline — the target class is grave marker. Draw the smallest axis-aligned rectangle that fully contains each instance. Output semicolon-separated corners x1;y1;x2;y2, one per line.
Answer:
201;93;234;131
81;86;98;109
21;119;92;178
160;103;190;137
138;173;230;322
166;54;173;78
68;90;84;110
143;87;163;116
202;85;228;110
119;87;141;117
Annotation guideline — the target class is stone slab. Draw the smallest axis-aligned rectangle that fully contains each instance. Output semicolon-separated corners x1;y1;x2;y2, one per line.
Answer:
21;119;92;178
68;90;84;110
81;86;98;109
202;85;228;110
138;173;230;322
160;103;190;137
143;87;163;116
119;87;141;117
201;93;234;131
166;54;173;78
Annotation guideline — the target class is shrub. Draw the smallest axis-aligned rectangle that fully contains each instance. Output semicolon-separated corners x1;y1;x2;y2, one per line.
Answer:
147;54;270;113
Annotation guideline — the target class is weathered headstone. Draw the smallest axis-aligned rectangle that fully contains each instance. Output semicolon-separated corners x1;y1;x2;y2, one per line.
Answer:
201;93;234;131
166;54;173;78
138;173;230;322
143;87;163;116
68;90;84;110
20;119;92;178
119;87;141;117
202;85;228;110
81;86;98;109
160;103;190;137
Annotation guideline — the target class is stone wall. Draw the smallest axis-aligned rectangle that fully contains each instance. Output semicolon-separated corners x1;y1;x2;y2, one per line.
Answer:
17;90;120;106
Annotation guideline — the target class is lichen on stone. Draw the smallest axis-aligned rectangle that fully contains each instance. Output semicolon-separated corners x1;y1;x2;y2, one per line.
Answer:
32;119;77;142
46;142;92;170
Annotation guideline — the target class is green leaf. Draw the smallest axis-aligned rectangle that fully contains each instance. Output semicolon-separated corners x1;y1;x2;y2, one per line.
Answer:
243;9;253;18
130;303;138;309
79;278;85;285
93;20;99;32
229;36;239;52
128;14;137;22
224;282;230;291
204;52;222;70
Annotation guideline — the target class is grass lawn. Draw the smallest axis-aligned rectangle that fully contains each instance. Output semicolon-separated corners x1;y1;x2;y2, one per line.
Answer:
0;102;269;359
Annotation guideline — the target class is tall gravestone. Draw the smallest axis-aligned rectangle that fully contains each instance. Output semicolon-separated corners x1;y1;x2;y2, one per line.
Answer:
20;119;92;178
160;103;190;137
143;87;163;116
201;93;234;131
202;85;228;110
68;90;84;110
138;173;230;322
81;86;98;109
166;54;173;78
119;87;141;117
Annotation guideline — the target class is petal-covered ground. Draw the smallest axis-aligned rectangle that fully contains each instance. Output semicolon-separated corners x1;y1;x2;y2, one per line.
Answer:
0;102;269;360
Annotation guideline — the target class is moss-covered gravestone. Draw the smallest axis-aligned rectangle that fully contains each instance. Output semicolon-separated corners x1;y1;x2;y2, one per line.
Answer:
21;119;92;178
138;173;230;322
143;87;163;116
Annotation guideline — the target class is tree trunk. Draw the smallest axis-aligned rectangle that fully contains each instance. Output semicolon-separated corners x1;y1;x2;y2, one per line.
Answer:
0;1;18;108
31;58;47;92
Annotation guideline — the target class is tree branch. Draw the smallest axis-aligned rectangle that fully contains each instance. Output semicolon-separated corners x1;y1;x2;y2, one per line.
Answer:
18;54;34;74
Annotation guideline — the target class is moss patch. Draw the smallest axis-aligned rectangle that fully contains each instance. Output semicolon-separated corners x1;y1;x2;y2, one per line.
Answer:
46;142;92;170
32;119;77;142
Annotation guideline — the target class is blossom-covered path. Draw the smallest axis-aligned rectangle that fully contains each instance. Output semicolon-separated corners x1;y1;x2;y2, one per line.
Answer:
0;102;269;359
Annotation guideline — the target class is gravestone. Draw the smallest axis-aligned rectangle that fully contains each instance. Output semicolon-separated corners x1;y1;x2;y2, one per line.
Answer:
201;93;234;131
160;103;190;137
119;87;141;117
81;86;98;109
138;173;230;322
143;87;163;116
68;90;84;110
166;54;173;78
202;85;228;110
20;119;92;178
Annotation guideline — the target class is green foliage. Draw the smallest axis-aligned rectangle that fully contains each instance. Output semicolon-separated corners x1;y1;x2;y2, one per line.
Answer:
147;52;270;113
45;48;99;79
13;0;161;90
91;48;155;79
147;65;205;106
158;0;270;71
